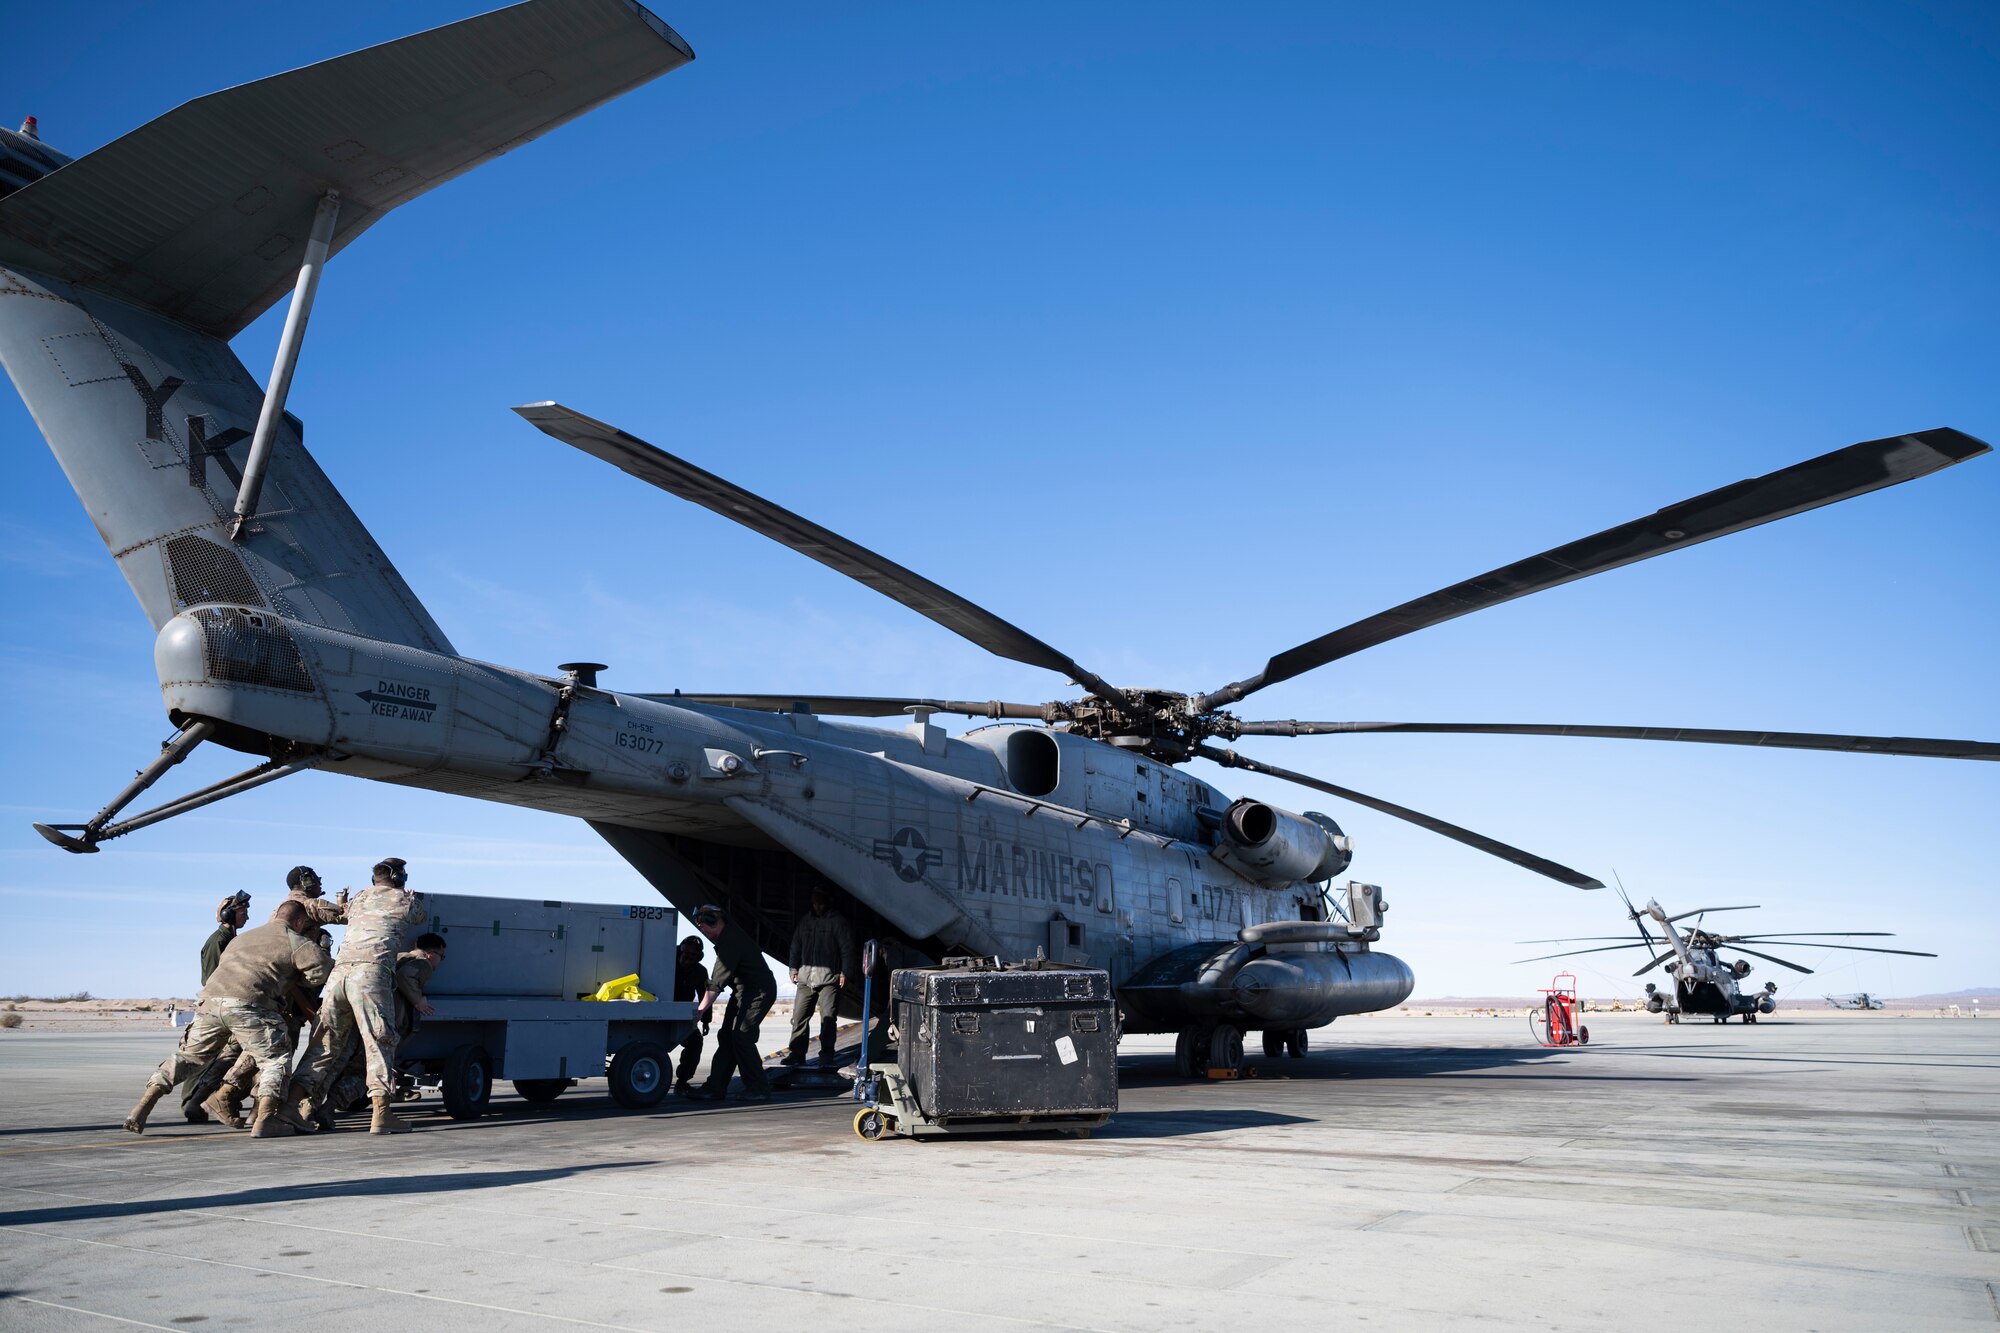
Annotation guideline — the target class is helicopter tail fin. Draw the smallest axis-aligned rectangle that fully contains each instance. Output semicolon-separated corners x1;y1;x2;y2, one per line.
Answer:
0;0;691;644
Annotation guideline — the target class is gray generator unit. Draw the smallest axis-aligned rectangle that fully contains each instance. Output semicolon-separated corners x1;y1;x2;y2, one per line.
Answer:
396;893;695;1118
861;959;1117;1138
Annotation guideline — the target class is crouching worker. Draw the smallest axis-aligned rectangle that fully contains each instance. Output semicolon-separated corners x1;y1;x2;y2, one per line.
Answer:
125;900;331;1137
314;933;443;1130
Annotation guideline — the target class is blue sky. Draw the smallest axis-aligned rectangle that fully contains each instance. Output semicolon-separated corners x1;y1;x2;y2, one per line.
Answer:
1;1;1995;1001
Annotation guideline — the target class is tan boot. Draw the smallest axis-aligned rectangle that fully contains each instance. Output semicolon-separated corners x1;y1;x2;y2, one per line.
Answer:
249;1095;296;1138
369;1092;413;1135
201;1086;247;1129
124;1084;165;1134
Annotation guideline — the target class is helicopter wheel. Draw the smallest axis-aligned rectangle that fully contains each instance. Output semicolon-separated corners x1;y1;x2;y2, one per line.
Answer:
1209;1025;1245;1075
1286;1029;1309;1059
1262;1029;1287;1059
1174;1030;1209;1079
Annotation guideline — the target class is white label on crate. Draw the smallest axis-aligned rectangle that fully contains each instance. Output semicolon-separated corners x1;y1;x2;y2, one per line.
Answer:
1055;1036;1078;1065
1025;1019;1035;1033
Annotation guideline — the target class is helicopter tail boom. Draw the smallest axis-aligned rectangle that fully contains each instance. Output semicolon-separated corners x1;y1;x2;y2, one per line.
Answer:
0;0;691;647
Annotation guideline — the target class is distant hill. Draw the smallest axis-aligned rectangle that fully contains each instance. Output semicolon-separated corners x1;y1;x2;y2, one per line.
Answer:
1887;988;2000;1006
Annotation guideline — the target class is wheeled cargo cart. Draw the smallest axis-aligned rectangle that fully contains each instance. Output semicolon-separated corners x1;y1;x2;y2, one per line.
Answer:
393;893;696;1118
850;958;1117;1140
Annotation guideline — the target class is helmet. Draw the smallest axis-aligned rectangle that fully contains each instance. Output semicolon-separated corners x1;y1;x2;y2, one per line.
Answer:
285;865;321;895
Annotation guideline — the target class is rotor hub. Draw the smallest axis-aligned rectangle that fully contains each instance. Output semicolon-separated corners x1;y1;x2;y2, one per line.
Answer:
1061;690;1238;762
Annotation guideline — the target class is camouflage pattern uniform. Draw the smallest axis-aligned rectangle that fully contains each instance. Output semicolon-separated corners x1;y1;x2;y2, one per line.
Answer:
326;950;435;1113
218;888;345;1093
146;921;332;1099
298;885;426;1097
181;919;242;1118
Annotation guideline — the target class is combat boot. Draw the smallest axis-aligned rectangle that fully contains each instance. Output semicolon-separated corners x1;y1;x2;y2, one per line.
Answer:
369;1092;413;1135
200;1086;247;1129
249;1096;296;1137
123;1084;165;1134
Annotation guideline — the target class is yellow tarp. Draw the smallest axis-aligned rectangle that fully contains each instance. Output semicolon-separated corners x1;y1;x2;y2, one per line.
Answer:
584;974;656;1003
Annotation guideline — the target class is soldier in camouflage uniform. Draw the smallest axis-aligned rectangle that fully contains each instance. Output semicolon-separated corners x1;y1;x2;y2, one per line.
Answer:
180;891;251;1124
125;900;331;1138
319;935;443;1128
292;857;428;1134
208;867;347;1126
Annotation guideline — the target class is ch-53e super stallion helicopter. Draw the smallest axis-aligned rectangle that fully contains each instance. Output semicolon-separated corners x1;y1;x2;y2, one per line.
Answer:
1520;890;1937;1024
3;1;1995;1078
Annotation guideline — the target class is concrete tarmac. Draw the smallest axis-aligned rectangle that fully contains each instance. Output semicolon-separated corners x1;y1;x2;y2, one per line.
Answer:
1;1014;1995;1331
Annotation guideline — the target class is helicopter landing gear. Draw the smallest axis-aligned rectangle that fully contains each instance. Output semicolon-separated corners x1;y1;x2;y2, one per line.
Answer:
1209;1025;1245;1076
1174;1025;1248;1078
1174;1029;1207;1078
1260;1029;1311;1059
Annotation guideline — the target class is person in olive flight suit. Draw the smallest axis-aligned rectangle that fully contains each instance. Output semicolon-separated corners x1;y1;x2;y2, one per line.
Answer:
685;905;775;1103
670;934;711;1094
784;887;856;1069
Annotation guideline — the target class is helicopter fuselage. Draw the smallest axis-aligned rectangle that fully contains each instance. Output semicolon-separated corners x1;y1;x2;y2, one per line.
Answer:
155;607;1414;1035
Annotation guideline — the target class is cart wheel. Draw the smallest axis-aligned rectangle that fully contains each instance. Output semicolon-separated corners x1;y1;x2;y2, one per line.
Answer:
608;1041;670;1109
440;1044;493;1120
854;1108;889;1141
1578;1025;1590;1045
1261;1029;1287;1058
513;1078;569;1104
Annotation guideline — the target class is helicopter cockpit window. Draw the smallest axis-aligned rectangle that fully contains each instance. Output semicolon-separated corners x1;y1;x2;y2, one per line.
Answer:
1004;729;1059;797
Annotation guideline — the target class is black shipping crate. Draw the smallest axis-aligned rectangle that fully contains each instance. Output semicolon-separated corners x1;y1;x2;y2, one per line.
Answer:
891;961;1118;1120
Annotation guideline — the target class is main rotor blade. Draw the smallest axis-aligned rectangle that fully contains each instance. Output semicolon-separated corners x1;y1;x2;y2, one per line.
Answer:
1665;905;1760;923
1737;941;1937;958
1195;427;1990;711
517;403;1134;709
1634;948;1680;977
1615;872;1657;950
1517;936;1656;944
1224;721;2000;762
1195;745;1604;889
1728;932;1898;940
646;693;1051;720
1725;946;1815;975
1514;942;1655;964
